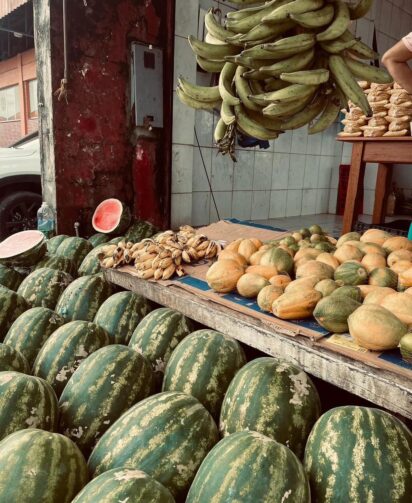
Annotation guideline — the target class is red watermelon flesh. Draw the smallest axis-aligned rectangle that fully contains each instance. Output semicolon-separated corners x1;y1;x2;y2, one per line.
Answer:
0;231;46;266
92;199;131;235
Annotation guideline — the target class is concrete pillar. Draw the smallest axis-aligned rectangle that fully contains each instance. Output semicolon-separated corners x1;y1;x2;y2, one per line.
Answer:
33;0;174;235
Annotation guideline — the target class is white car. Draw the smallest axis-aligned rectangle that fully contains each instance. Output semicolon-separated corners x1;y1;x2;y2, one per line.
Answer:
0;132;41;239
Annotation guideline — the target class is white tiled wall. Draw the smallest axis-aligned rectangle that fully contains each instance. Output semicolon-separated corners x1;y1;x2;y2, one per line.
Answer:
172;0;412;226
329;0;412;215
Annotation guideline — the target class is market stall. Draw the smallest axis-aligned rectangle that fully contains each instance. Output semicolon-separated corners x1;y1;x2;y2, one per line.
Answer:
103;219;412;419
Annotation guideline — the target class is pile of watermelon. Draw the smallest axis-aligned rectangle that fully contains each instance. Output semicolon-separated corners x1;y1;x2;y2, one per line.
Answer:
0;204;410;502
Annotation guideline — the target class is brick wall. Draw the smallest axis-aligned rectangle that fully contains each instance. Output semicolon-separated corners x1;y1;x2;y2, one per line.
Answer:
0;121;21;147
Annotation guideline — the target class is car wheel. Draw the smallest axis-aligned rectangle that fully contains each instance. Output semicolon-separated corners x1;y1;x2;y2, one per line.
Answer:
0;191;42;240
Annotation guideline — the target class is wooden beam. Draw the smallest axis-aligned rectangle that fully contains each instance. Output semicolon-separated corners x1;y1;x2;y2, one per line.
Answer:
372;163;393;224
105;269;412;420
342;142;365;234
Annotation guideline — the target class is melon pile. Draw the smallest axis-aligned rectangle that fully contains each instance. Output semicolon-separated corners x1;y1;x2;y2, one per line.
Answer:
207;227;412;353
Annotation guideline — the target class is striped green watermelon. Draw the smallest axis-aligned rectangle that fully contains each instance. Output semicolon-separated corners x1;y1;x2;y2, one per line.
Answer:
0;264;23;291
94;291;152;344
0;343;30;373
55;275;112;322
0;230;46;267
72;468;175;503
78;246;107;277
219;357;321;458
88;391;219;499
186;431;310;503
108;236;125;245
35;254;77;277
92;199;132;235
56;237;93;268
125;221;158;242
0;429;88;503
162;329;246;419
304;406;412;503
129;308;193;379
47;234;69;254
59;345;153;455
33;320;110;396
0;371;58;440
88;233;110;248
0;286;28;339
17;267;73;309
4;307;66;366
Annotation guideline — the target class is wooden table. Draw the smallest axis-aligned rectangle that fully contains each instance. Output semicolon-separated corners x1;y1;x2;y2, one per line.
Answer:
337;137;412;234
105;268;412;420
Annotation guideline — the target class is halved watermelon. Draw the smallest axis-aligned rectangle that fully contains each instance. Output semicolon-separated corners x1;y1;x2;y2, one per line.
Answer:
92;199;131;235
0;231;46;267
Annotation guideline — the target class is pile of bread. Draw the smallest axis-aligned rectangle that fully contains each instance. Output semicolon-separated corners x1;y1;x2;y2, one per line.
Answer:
339;81;412;137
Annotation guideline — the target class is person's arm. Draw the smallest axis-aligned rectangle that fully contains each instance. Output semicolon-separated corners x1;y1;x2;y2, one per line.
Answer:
382;37;412;94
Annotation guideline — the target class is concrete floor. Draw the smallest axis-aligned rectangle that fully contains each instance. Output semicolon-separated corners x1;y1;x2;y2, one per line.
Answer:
255;214;408;236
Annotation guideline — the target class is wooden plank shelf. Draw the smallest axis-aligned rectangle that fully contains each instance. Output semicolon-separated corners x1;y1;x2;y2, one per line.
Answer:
105;268;412;420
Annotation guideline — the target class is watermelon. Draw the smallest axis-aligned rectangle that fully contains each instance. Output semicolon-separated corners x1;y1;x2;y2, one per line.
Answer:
0;230;46;267
0;343;30;373
304;406;412;503
334;261;368;286
0;264;24;291
0;286;28;339
78;246;106;277
33;320;110;396
35;254;77;277
88;391;219;499
89;233;110;248
92;199;132;235
129;308;194;379
219;357;321;458
72;468;175;503
94;291;152;344
125;221;158;242
17;267;73;309
59;345;153;455
55;275;112;322
47;234;69;254
0;429;88;503
162;329;246;419
0;371;58;440
108;236;125;245
4;307;66;366
56;237;93;268
186;431;310;503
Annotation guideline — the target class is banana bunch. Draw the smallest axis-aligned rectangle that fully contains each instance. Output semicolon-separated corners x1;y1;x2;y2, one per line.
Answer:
178;0;393;155
100;226;221;282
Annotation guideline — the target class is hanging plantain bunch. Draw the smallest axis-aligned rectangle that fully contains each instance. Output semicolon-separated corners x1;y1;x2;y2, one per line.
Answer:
177;0;392;155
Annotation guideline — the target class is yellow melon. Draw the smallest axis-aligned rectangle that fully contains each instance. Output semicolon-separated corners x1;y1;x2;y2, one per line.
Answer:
272;289;322;319
334;244;363;264
236;273;270;298
381;292;412;326
250;238;263;249
390;260;412;275
257;285;283;312
383;236;412;254
206;259;245;293
348;304;407;350
360;229;390;245
357;285;381;299
218;250;248;268
387;249;412;267
398;267;412;289
316;253;340;270
284;276;320;294
237;239;258;262
363;287;397;306
269;274;292;289
294;248;322;262
246;265;278;280
359;242;386;256
361;253;387;273
225;238;242;253
249;250;266;266
295;260;335;280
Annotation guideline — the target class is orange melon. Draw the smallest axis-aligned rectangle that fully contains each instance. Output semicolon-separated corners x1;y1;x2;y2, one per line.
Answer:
387;249;412;267
237;239;258;262
284;276;320;294
383;236;412;254
381;293;412;326
390;260;412;275
246;265;278;280
334;244;363;264
269;274;292;289
218;250;248;268
316;253;340;270
295;260;334;281
257;285;283;312
360;229;390;246
361;253;387;273
236;273;269;298
363;287;397;306
272;289;322;320
206;259;245;293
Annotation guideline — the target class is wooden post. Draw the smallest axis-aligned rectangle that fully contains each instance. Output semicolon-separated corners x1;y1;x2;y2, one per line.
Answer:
342;142;365;234
372;163;393;224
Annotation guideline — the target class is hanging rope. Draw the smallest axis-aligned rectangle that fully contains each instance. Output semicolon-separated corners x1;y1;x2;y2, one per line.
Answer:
54;0;69;103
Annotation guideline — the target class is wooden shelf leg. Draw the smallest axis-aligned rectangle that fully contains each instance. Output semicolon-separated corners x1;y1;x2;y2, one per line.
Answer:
342;142;365;234
372;163;393;224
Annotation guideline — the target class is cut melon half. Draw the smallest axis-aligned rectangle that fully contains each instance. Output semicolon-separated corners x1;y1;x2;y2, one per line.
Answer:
92;199;131;235
0;230;46;267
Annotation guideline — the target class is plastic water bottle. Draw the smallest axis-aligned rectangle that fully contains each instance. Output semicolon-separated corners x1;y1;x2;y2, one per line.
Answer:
37;202;55;239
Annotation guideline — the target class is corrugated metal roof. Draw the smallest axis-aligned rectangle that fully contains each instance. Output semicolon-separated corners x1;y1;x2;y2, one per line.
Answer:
0;0;29;20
